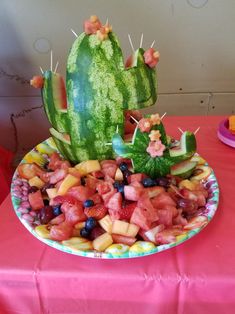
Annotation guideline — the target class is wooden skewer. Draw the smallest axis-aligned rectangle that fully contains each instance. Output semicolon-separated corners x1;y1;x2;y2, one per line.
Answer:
71;28;78;38
50;50;53;72
139;33;143;48
54;61;59;73
128;34;135;53
160;112;167;120
130;115;139;124
194;126;201;135
39;66;44;74
178;127;184;134
150;40;155;48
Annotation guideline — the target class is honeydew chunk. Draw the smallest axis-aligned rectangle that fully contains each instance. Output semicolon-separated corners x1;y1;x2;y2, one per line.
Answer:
28;176;45;189
114;168;123;181
112;220;129;236
57;174;80;195
105;243;129;255
93;232;113;252
129;241;156;254
75;160;101;176
35;225;51;239
46;188;58;199
98;215;113;233
126;223;140;238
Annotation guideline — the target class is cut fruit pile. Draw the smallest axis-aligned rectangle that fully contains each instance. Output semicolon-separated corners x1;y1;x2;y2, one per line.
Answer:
12;146;212;255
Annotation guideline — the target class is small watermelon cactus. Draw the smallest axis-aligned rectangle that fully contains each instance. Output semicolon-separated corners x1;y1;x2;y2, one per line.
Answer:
31;16;160;163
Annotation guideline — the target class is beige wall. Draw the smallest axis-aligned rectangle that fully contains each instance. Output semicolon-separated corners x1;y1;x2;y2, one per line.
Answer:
0;0;235;161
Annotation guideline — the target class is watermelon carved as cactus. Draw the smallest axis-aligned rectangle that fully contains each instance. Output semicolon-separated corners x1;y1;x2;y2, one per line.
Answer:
33;16;159;163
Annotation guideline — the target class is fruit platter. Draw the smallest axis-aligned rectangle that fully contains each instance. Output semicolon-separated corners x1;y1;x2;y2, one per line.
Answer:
11;16;219;258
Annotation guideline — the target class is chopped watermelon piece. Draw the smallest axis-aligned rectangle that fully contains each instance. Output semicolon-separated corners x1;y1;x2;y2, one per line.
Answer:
124;185;144;201
28;190;44;211
67;186;95;202
112;234;137;246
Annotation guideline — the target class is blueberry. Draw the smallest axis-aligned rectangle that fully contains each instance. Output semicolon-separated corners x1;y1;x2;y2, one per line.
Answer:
142;178;156;187
85;217;97;231
53;205;62;216
119;162;129;172
80;227;90;238
83;199;94;208
113;181;125;194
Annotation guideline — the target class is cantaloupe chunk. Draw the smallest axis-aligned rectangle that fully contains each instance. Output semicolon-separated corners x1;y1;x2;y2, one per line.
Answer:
57;174;80;195
46;188;58;199
112;220;129;236
98;215;113;233
126;223;140;237
75;160;101;176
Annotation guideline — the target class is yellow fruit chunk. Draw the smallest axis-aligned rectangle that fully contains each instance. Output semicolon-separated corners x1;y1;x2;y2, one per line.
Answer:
229;115;235;134
57;174;80;195
75;160;101;176
62;237;93;251
35;225;51;239
28;176;45;189
190;165;212;181
74;221;86;230
112;220;129;236
36;143;55;155
98;215;113;233
126;223;140;237
93;232;113;252
114;168;123;181
190;155;206;165
46;188;58;199
178;179;196;191
24;151;47;167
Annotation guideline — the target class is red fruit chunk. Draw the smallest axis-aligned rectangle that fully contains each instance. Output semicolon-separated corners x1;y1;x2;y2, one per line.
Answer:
145;186;165;199
50;213;65;225
112;234;137;246
157;208;174;227
90;193;102;205
119;202;137;220
128;173;147;184
90;170;104;179
106;192;122;211
97;181;113;195
65;204;86;225
151;192;176;209
155;228;183;245
48;152;66;171
137;193;159;223
90;226;106;240
85;175;100;190
84;204;108;220
173;213;188;226
28;190;44;211
115;157;132;166
49;168;68;184
50;222;73;241
124;185;144;201
102;190;117;206
130;206;152;231
67;186;95;202
30;75;44;88
50;195;78;207
101;163;118;179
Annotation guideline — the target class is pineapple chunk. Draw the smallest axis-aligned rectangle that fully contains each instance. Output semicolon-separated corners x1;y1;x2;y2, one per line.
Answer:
178;179;196;191
93;232;113;252
75;160;101;176
46;188;58;199
98;215;113;233
112;220;129;236
114;168;123;181
74;221;86;230
36;143;55;155
28;176;45;189
126;223;140;237
62;237;93;251
24;151;47;167
57;174;80;195
35;225;51;239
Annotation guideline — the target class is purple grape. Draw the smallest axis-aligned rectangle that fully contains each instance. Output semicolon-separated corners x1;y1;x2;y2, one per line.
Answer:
39;206;55;224
177;198;198;214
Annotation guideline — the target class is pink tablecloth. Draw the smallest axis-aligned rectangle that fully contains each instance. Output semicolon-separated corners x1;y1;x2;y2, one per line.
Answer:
0;116;234;314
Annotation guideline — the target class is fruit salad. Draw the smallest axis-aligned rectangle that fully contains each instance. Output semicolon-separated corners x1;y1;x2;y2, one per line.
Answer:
11;136;217;258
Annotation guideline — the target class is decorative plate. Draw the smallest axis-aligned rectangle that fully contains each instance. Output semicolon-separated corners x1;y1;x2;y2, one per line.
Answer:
217;118;235;148
11;138;219;259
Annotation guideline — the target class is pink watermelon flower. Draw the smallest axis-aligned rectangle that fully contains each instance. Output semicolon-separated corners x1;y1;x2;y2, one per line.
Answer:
149;130;161;141
146;140;166;157
138;118;152;132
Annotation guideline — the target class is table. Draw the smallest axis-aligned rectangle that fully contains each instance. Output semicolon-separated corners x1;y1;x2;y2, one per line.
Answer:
0;116;234;314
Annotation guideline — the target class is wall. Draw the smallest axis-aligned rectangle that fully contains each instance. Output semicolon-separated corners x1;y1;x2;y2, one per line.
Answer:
0;0;235;162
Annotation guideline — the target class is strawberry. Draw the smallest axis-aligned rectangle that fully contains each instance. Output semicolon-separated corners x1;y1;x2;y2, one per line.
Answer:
84;204;108;220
